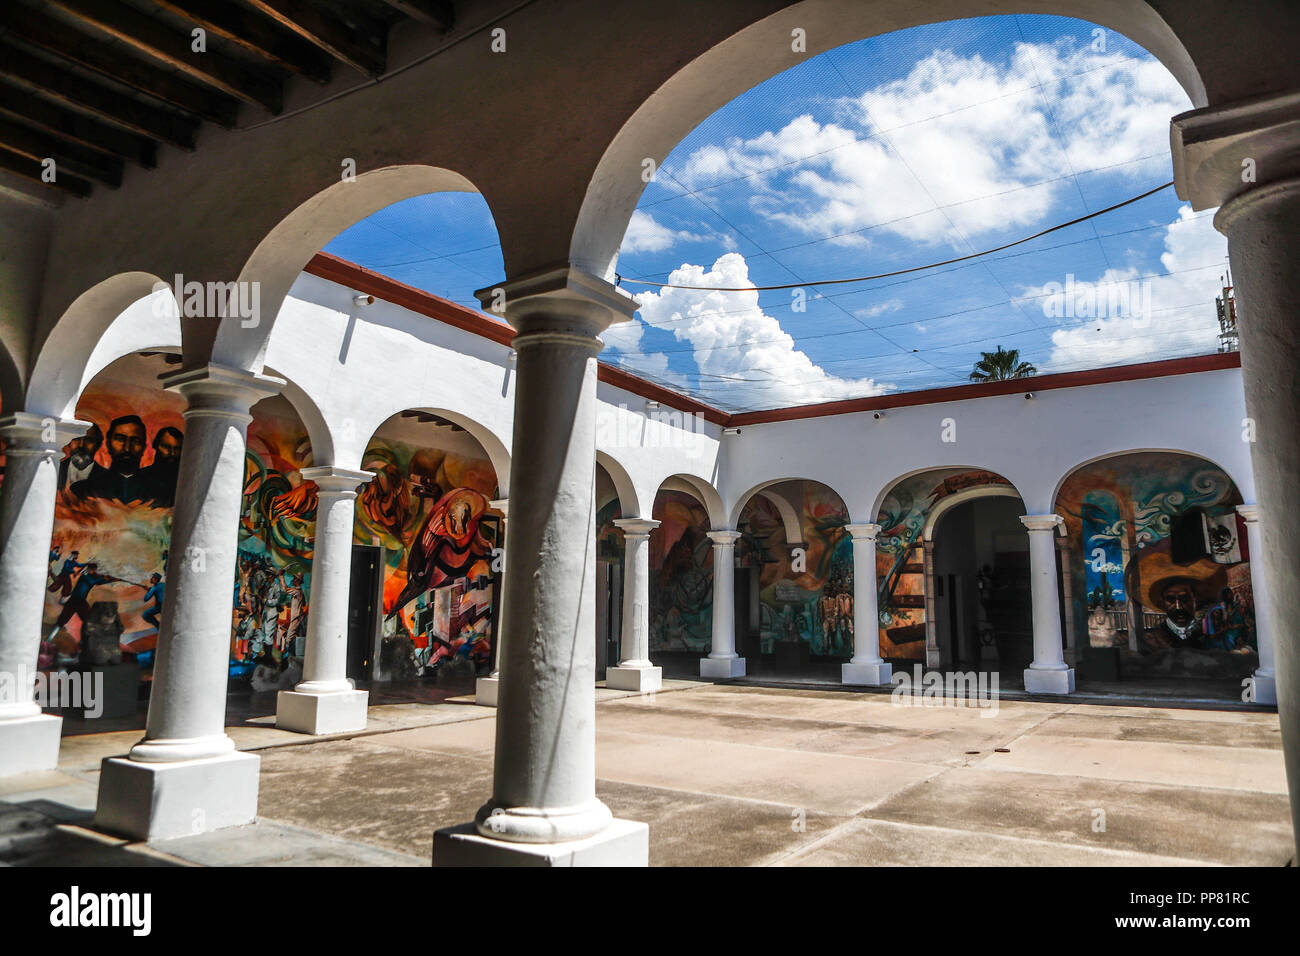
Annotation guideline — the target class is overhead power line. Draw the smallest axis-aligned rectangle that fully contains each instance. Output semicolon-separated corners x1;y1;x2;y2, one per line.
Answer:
617;181;1175;292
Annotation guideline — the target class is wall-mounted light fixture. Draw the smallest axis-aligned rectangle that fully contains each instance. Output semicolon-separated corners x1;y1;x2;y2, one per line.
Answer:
873;411;885;420
353;292;375;307
645;400;661;410
723;427;741;436
1024;392;1035;400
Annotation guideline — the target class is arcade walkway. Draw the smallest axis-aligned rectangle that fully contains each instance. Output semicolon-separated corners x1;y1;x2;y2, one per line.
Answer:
0;683;1292;866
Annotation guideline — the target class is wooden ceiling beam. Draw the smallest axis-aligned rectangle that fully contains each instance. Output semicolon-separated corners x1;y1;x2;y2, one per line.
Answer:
0;145;93;198
243;0;388;78
0;41;197;149
47;0;285;114
378;0;454;31
0;79;157;167
0;5;239;127
0;114;124;186
151;0;333;84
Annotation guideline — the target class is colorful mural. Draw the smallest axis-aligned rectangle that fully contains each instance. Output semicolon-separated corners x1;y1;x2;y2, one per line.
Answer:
648;490;713;653
231;410;317;682
874;470;1015;661
1057;452;1257;679
354;436;499;680
739;483;854;657
42;379;183;672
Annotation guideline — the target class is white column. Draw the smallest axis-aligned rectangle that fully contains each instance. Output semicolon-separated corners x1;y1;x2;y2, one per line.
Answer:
1218;178;1300;852
475;497;508;706
95;365;282;841
1236;504;1277;705
1020;514;1074;694
276;466;373;734
0;413;89;776
922;539;942;668
434;266;647;866
842;523;891;686
700;530;745;678
607;518;661;693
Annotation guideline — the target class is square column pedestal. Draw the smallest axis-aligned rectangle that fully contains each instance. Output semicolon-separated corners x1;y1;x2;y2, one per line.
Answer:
1023;667;1076;695
95;751;260;841
276;689;369;735
1254;673;1277;706
434;818;649;866
0;714;62;776
606;665;662;693
475;676;499;706
700;657;746;679
842;662;893;686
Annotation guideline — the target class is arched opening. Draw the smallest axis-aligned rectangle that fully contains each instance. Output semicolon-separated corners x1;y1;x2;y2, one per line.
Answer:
355;408;503;698
40;349;328;730
731;479;855;680
1055;450;1257;696
876;468;1031;677
647;475;721;676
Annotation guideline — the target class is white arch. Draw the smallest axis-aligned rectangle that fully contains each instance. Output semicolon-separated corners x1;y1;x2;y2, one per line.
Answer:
572;0;1205;278
923;485;1027;542
27;275;181;419
596;449;643;518
214;165;482;373
354;406;511;500
752;488;805;544
871;464;1023;523
655;473;727;528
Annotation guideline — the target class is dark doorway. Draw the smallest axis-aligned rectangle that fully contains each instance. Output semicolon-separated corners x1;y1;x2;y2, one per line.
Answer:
348;545;382;681
596;558;621;680
931;495;1033;676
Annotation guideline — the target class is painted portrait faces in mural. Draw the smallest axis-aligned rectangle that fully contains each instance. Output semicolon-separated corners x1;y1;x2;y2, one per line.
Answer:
354;439;498;681
43;380;184;671
1057;452;1257;679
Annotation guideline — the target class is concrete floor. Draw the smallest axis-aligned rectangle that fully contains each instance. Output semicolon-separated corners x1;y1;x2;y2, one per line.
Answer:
1;681;1292;866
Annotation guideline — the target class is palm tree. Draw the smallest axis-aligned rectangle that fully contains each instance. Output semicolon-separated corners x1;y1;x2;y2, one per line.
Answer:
969;346;1037;382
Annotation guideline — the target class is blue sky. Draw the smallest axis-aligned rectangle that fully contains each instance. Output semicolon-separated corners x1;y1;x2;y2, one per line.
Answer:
325;14;1229;411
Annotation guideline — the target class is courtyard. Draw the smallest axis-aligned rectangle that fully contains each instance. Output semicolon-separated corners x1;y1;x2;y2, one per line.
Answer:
1;682;1291;867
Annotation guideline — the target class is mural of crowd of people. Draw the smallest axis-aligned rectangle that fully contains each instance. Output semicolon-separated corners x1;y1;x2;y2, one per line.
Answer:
41;378;183;673
354;436;499;681
738;483;855;658
1057;452;1258;679
643;482;855;659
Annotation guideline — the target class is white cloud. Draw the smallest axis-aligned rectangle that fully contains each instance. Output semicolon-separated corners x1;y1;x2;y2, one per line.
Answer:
630;252;889;407
620;210;709;253
670;41;1190;247
1029;205;1228;367
855;298;903;319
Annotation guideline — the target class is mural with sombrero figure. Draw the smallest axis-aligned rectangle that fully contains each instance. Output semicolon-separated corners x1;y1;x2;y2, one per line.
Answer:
1056;452;1257;680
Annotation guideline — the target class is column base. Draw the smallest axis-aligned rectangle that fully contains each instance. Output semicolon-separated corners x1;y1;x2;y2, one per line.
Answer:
925;647;944;668
1253;671;1277;706
433;818;648;867
0;714;62;777
94;751;260;841
475;676;500;707
842;661;892;686
275;689;369;735
700;656;746;679
606;665;662;693
1023;667;1076;695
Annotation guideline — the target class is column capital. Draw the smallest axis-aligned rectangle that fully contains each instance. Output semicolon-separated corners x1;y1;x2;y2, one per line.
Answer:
299;465;374;494
0;413;90;455
843;522;881;541
474;264;637;339
706;529;742;546
1171;90;1300;213
162;363;284;420
613;517;660;536
490;497;509;518
1020;513;1064;533
1235;503;1260;523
